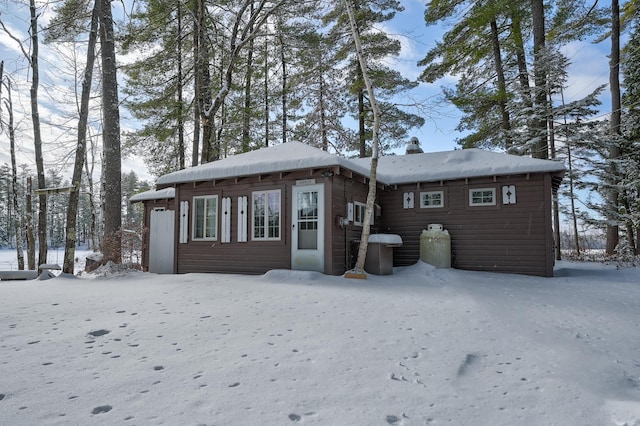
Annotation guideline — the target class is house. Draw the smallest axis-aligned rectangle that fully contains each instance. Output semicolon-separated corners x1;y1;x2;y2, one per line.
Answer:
131;141;565;277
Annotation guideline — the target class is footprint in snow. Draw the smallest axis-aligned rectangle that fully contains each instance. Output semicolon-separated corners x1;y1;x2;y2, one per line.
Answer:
91;405;112;415
387;414;408;424
288;413;301;422
88;329;110;337
457;353;481;377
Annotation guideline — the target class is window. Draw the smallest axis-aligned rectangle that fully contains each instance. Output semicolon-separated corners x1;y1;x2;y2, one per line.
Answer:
252;190;281;240
353;201;367;226
469;188;496;206
193;195;218;240
420;191;444;208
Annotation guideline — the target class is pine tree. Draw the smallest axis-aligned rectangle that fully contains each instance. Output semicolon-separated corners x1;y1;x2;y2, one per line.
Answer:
419;0;606;154
620;12;640;255
121;0;192;175
100;0;123;264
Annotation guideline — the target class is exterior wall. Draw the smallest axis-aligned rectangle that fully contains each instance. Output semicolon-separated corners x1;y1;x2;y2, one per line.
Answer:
140;198;175;272
166;169;357;275
329;174;372;274
141;169;557;277
378;173;555;277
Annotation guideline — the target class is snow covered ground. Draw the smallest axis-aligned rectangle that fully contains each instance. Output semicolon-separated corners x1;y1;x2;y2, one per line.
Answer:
1;252;639;425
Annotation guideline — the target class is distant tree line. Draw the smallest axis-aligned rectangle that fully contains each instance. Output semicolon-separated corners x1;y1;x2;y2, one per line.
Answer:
0;167;148;254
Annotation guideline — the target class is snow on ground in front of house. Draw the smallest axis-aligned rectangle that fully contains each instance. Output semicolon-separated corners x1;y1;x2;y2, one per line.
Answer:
1;251;639;425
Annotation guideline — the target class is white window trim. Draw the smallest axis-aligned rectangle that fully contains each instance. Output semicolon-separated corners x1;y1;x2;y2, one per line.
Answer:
353;201;367;226
252;189;282;241
192;195;218;241
469;188;496;206
419;191;444;209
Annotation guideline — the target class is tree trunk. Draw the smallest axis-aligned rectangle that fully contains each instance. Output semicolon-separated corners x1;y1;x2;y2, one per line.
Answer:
531;0;549;159
606;0;621;255
278;22;287;144
320;77;328;151
548;88;561;260
29;0;47;267
357;67;366;158
566;139;581;255
100;0;122;264
63;0;100;274
197;0;216;163
191;0;201;166
490;19;511;148
25;177;36;270
5;73;25;270
176;2;185;170
242;2;255;152
623;197;637;255
264;40;270;147
344;0;381;274
509;10;537;155
83;135;98;251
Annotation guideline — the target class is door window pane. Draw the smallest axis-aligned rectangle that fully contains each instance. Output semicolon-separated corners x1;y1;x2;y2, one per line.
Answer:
297;191;318;249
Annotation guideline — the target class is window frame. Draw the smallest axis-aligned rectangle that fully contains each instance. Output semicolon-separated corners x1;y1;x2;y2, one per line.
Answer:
419;191;444;209
251;189;282;241
469;187;496;206
192;195;219;241
353;201;367;226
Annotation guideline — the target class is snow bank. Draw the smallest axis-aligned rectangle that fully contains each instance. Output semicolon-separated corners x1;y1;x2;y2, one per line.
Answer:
1;259;638;425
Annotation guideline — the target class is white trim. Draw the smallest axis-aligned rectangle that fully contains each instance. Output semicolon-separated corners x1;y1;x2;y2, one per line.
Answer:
192;195;219;240
419;191;444;208
251;189;282;241
353;201;367;226
469;188;496;206
291;184;325;272
221;197;231;243
179;201;189;244
403;192;414;209
237;196;248;242
502;185;517;204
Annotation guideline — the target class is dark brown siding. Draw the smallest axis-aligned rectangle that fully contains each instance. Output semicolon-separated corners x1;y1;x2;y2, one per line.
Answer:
378;174;555;277
173;169;346;275
329;174;371;274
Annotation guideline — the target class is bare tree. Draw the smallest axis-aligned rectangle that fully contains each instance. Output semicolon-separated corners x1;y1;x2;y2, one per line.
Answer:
1;63;25;269
198;0;287;163
1;1;48;267
344;0;380;276
62;0;101;274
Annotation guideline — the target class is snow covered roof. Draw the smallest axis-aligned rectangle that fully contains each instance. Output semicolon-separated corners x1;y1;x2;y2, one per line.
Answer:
349;148;566;185
129;187;175;202
152;143;565;187
156;142;353;185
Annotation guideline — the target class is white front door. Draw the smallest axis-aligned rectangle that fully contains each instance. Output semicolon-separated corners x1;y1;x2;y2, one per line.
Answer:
291;184;324;272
